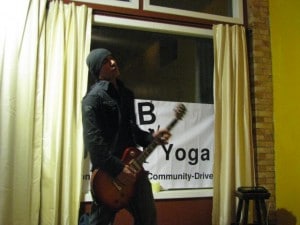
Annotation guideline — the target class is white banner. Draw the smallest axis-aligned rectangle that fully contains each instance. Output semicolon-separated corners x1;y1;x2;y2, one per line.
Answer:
81;100;214;195
135;100;214;190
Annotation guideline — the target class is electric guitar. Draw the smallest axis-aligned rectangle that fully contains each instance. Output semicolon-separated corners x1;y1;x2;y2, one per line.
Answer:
90;103;187;210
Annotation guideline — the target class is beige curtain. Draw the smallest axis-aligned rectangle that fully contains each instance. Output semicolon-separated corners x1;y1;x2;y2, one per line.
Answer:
212;24;255;225
41;1;91;225
0;1;91;225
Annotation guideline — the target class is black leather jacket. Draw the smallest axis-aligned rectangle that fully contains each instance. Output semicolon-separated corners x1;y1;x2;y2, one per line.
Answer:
81;80;153;177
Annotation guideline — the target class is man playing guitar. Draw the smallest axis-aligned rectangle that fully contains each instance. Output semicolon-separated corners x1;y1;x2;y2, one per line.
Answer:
82;48;170;225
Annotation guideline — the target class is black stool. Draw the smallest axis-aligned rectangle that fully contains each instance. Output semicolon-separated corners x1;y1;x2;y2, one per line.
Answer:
235;186;270;225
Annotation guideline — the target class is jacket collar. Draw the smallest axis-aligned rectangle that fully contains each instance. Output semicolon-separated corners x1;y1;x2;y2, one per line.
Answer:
97;79;124;91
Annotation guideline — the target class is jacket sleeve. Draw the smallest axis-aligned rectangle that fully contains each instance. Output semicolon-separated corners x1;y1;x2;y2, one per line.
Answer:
81;94;124;177
131;122;154;148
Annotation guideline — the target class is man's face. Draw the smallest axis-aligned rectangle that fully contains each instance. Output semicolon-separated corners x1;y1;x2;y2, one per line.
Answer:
99;55;120;81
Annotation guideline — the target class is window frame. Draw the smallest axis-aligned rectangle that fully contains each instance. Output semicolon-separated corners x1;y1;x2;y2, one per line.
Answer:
73;0;139;9
69;0;245;27
93;14;213;38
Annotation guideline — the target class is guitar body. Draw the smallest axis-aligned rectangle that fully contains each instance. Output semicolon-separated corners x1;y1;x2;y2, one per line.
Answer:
90;103;186;210
90;147;143;210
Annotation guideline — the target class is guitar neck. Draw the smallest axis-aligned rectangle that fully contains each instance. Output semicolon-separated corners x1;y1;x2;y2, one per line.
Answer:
136;117;179;165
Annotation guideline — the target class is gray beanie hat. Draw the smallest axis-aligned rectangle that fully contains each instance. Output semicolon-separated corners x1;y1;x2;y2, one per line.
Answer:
86;48;112;79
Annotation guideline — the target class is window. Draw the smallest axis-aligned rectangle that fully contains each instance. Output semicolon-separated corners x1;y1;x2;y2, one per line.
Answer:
147;0;233;17
82;15;215;200
144;0;243;24
90;25;214;104
71;0;244;24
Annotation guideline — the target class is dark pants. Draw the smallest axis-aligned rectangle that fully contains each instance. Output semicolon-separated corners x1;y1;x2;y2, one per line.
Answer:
89;174;157;225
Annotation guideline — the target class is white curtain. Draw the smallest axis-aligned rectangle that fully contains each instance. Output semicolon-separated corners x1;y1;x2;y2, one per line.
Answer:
0;1;47;224
0;1;92;225
212;24;255;225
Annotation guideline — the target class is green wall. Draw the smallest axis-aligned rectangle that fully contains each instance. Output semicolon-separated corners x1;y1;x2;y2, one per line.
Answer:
269;0;300;224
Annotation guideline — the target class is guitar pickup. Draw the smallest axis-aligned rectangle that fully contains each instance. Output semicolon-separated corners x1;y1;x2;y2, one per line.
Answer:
129;160;142;172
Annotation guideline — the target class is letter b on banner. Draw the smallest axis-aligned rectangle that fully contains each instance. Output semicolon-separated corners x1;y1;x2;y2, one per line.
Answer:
137;102;156;125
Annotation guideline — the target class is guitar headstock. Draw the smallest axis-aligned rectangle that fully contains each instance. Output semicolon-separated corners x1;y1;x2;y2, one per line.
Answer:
174;103;187;120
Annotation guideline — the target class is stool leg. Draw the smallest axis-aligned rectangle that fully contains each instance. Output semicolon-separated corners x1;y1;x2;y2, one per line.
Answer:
241;199;249;225
255;199;262;224
236;199;243;225
260;199;268;225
